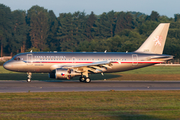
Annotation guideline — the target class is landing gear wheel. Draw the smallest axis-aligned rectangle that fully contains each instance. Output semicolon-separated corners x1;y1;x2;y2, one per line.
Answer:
27;78;31;82
79;77;85;82
85;77;91;83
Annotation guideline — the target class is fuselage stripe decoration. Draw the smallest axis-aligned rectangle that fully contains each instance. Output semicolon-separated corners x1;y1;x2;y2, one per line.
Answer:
24;61;163;64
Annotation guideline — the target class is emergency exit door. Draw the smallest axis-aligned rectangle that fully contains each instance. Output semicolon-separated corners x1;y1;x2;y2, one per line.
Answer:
132;54;138;65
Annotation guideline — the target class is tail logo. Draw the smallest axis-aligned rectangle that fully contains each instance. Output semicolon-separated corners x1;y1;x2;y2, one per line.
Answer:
153;36;162;46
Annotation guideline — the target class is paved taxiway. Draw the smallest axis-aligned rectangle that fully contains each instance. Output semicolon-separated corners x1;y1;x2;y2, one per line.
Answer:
0;80;180;92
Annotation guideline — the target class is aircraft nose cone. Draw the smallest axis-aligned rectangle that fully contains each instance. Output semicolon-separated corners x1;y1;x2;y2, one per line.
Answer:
3;62;11;70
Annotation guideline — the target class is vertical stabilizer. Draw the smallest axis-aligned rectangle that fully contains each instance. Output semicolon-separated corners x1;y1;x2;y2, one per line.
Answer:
135;23;170;54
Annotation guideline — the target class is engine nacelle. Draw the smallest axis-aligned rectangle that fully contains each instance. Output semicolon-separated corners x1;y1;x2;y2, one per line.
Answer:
49;68;81;80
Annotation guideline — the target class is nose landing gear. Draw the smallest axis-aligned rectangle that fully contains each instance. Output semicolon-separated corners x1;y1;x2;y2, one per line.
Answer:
27;72;32;82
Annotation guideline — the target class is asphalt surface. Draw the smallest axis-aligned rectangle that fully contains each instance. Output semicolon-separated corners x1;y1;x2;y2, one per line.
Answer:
0;80;180;93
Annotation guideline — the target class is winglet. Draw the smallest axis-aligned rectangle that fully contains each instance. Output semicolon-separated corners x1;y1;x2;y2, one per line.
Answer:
135;23;170;54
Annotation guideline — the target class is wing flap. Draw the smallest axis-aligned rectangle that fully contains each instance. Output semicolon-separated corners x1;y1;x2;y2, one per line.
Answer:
71;61;112;73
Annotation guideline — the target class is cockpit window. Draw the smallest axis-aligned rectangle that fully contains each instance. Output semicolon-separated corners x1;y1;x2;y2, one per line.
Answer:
14;57;21;61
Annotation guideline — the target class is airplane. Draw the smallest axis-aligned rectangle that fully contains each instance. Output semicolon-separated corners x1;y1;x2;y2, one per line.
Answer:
3;23;173;83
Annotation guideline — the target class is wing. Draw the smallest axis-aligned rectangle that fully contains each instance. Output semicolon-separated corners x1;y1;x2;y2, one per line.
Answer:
71;61;113;73
50;61;115;74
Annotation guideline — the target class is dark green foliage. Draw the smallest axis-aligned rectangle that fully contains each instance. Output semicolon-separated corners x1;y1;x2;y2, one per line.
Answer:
146;11;160;21
138;21;159;35
47;10;59;51
85;11;97;40
0;4;13;56
175;14;180;22
0;4;180;58
96;11;116;39
11;10;28;54
115;12;135;34
27;5;49;51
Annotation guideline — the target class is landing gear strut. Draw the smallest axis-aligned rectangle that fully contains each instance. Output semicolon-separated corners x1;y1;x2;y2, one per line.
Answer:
27;72;32;82
79;71;91;83
84;71;91;83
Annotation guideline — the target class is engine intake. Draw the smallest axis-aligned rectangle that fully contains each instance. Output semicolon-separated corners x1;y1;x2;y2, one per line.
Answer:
49;68;81;80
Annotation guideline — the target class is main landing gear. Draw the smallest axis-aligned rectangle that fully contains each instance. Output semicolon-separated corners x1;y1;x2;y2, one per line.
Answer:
27;72;32;82
79;76;91;83
79;71;91;83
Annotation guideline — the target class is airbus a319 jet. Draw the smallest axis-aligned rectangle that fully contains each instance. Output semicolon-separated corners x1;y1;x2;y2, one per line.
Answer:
3;23;173;83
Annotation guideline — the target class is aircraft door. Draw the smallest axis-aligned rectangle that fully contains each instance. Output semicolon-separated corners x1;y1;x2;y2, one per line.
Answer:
27;54;33;65
132;54;138;65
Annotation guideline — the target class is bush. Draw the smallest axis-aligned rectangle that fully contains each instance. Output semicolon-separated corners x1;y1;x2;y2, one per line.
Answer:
0;61;5;66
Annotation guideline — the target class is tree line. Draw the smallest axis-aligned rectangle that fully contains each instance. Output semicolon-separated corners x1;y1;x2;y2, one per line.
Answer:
1;4;180;58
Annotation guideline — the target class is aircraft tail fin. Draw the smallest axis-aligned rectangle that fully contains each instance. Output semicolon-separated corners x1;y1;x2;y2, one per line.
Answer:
135;23;170;54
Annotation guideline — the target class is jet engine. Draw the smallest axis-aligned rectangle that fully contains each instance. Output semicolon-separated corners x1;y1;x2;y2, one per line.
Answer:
49;68;81;80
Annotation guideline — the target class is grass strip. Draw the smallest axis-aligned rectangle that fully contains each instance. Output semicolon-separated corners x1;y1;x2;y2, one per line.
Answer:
0;91;180;120
116;66;180;74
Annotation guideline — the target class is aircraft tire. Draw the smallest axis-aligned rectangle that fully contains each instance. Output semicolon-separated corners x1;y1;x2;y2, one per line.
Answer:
79;77;85;82
27;79;31;82
85;77;91;83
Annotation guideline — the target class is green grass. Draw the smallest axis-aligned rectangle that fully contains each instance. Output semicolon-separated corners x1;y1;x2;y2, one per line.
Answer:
0;62;5;66
0;91;180;120
118;66;180;74
1;66;180;119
